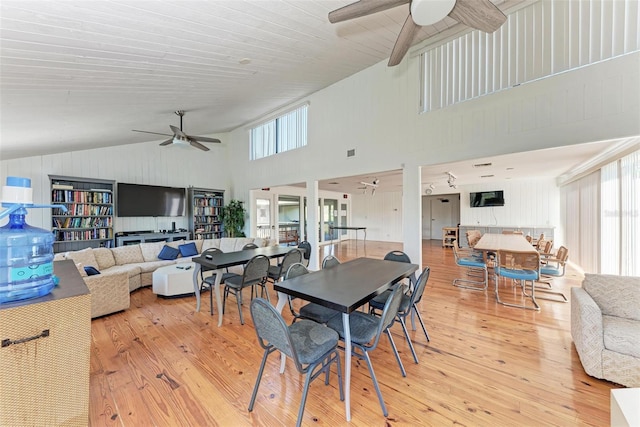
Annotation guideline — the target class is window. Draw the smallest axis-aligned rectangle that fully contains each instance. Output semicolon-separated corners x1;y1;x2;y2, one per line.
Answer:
420;0;640;112
250;104;308;160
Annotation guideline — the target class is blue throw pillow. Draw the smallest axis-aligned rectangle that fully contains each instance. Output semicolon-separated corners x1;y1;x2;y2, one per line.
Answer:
84;266;101;276
179;242;198;257
158;245;179;260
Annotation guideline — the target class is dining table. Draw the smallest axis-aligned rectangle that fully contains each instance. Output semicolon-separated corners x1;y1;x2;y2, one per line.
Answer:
191;245;295;326
474;232;537;253
273;257;418;421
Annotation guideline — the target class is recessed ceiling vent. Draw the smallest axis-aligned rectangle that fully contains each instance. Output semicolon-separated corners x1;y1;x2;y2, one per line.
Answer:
473;162;492;167
480;174;495;178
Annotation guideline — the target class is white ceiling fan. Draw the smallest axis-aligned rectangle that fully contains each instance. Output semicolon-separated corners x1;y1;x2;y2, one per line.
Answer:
133;110;221;151
328;0;507;66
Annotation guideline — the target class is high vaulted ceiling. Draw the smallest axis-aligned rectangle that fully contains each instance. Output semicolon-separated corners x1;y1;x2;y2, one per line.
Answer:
0;0;528;160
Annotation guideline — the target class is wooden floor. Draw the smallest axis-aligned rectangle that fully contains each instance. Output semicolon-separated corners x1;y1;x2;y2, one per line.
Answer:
89;240;616;426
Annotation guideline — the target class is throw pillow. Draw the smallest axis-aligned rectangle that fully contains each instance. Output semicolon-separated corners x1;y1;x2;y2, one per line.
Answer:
84;266;101;276
158;245;179;260
179;242;198;257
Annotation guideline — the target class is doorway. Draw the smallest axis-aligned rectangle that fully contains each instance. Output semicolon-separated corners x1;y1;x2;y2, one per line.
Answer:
422;194;460;240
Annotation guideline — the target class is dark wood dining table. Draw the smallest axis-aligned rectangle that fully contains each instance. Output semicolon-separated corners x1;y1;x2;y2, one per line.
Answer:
273;257;418;421
192;245;295;326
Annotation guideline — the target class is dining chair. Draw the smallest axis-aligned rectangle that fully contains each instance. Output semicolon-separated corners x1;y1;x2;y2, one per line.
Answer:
297;240;312;267
285;262;340;324
382;250;417;289
222;254;270;324
248;298;343;427
534;245;569;302
321;254;341;269
267;248;302;285
242;242;259;250
200;247;237;315
326;284;405;417
369;266;431;366
452;242;489;291
494;249;541;311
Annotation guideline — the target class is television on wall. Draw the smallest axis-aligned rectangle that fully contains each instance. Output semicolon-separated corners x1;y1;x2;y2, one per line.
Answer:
117;183;186;217
470;190;505;208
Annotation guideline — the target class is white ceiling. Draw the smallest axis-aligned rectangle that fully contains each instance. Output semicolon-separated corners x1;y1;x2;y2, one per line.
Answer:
0;0;529;160
2;0;632;194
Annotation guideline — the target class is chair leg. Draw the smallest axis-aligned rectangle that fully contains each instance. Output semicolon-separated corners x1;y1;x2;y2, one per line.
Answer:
237;290;244;324
361;348;388;417
248;348;272;412
397;315;419;364
385;329;406;377
209;285;214;316
296;369;314;427
453;267;488;291
494;276;540;311
412;304;430;342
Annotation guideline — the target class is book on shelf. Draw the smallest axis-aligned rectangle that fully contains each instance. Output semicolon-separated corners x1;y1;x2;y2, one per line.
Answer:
52;184;74;190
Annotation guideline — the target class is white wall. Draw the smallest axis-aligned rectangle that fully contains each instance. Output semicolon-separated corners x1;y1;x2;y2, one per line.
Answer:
0;140;230;233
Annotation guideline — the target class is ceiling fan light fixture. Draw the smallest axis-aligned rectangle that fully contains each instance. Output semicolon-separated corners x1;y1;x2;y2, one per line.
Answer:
410;0;456;27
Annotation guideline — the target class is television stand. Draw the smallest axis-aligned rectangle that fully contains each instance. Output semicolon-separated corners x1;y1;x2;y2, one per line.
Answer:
116;231;190;247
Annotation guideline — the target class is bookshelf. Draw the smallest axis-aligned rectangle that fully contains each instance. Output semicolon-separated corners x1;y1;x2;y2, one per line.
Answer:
49;175;115;253
189;187;224;240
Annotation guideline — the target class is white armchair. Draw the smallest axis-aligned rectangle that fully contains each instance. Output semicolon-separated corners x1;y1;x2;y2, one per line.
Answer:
571;273;640;387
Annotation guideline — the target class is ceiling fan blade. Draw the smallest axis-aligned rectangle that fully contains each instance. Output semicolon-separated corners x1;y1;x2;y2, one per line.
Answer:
188;139;210;151
388;14;421;66
328;0;409;23
132;129;172;137
189;135;221;143
159;138;173;146
448;0;507;33
170;125;187;138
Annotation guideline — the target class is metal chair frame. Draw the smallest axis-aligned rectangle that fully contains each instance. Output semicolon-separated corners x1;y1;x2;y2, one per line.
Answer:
494;249;541;311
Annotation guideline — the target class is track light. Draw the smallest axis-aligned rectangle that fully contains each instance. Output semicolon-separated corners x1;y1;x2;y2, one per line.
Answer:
447;172;457;189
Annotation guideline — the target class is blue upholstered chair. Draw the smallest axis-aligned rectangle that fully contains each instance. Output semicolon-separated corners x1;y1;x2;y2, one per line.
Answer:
248;298;343;427
326;285;406;417
535;245;569;302
494;249;541;311
452;242;489;291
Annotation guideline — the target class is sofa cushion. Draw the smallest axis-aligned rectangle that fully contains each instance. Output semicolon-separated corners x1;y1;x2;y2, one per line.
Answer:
201;239;221;252
583;274;640;321
65;247;98;269
140;242;165;262
252;238;269;247
74;262;88;277
219;238;238;252
603;315;640;358
111;245;145;265
158;245;180;260
233;238;253;251
128;261;174;273
93;247;116;270
179;242;198;257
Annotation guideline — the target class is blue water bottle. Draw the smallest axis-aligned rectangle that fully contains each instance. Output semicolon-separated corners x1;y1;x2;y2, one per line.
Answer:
0;176;67;303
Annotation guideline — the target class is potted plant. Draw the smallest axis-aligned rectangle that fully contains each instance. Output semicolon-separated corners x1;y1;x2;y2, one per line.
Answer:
221;199;246;237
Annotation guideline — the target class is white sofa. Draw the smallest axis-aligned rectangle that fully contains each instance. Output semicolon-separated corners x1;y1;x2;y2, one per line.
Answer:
571;273;640;387
56;237;273;318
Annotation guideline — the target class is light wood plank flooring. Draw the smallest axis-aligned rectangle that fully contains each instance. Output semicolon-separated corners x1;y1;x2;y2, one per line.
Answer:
89;240;615;426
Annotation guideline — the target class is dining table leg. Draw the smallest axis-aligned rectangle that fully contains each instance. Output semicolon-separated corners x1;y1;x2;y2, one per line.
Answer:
192;264;201;312
192;265;225;326
275;291;289;374
343;312;352;421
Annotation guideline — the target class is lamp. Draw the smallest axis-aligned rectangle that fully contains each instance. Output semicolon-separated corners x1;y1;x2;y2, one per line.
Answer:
410;0;456;26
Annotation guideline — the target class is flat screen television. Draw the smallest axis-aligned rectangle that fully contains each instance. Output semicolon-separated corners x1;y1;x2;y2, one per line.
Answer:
117;183;186;217
470;190;505;208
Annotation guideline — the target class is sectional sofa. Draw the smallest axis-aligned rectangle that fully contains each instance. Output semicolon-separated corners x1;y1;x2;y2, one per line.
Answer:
54;237;273;318
571;273;640;387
